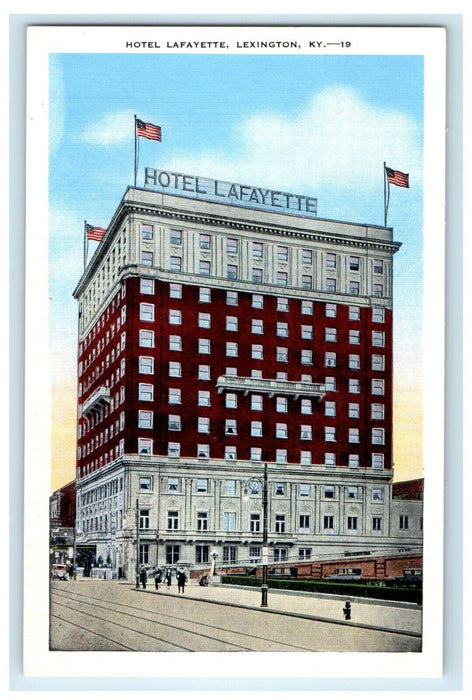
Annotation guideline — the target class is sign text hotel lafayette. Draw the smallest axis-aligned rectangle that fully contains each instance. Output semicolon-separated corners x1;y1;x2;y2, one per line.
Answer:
144;168;318;216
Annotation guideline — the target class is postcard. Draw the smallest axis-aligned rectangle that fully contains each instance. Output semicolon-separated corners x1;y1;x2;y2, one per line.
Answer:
23;24;446;682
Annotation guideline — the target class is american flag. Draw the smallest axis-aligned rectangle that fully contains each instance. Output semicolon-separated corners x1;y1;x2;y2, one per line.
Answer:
385;167;409;188
136;118;162;141
85;223;106;242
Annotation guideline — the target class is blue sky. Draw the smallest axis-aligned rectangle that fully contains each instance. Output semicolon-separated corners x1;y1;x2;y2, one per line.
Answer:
49;52;424;485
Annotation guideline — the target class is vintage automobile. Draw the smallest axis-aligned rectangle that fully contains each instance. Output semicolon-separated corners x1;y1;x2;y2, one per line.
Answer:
51;564;69;580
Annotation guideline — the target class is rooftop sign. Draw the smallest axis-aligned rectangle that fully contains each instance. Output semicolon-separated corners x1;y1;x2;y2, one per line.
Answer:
144;168;318;217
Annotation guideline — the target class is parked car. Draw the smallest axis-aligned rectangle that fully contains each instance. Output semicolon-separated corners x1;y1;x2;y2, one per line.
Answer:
51;564;69;580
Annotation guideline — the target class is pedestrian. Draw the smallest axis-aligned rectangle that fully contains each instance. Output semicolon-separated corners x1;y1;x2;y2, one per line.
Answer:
166;569;172;588
343;600;351;620
154;567;162;590
177;568;187;594
139;566;147;589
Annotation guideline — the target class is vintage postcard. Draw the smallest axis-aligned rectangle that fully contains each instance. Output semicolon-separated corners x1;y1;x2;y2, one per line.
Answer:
23;24;446;681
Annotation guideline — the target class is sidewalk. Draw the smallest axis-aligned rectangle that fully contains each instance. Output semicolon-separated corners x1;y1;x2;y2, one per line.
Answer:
138;580;422;635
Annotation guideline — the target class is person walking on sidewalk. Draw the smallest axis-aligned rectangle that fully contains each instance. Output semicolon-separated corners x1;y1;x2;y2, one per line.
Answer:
177;568;187;594
154;567;162;590
139;567;147;590
166;568;172;589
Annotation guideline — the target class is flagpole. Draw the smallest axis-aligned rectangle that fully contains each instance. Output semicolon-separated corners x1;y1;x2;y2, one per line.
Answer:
134;115;138;187
83;220;87;270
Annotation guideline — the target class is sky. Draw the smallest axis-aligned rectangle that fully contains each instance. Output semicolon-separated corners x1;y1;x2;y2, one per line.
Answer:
49;52;424;491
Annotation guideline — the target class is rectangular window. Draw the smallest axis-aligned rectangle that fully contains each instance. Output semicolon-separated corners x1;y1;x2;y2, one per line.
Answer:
373;259;384;274
349;306;361;321
169;228;182;245
349;354;361;370
140;278;154;295
301;300;313;315
277;347;288;362
199;260;210;276
372;453;384;470
275;483;286;496
326;303;337;318
196;545;209;564
275;514;286;533
199;338;211;354
349;379;360;394
169;309;182;325
323;515;334;529
349;428;360;443
196;479;208;493
199;287;211;303
276;397;287;413
349;256;360;271
302;249;313;264
141;251;153;267
372;428;385;445
197;512;208;531
349;403;360;418
325;401;336;417
276;449;287;463
139;330;155;348
225;419;237;435
372;306;385;323
325;376;336;391
200;234;211;249
226;341;238;357
139;356;154;374
139;544;150;565
169;283;182;298
138;438;152;455
170;256;181;272
199;312;211;328
274;548;288;562
250;447;262;461
299;514;310;532
168;415;181;431
141;224;153;241
225;446;236;460
139;383;154;401
168;388;181;404
251;421;262;437
139;509;150;529
223;512;237;531
277;297;289;312
277;271;288;286
302;275;312;289
372;487;384;502
250;513;261;533
226;291;238;306
372;379;385;395
325;327;337;342
278;246;288;261
169;361;181;377
276;423;288;439
253;242;263;258
227;237;238;253
399;515;409;530
325;351;336;367
372;331;385;347
198;416;210;433
196;390;210;407
198;364;210;380
372;517;382;531
299;483;311;497
227;264;238;280
326;278;336;293
166;545;180;565
301;325;313;340
301;425;312;440
252;268;263;283
169;335;182;351
223;546;237;564
252;293;264;309
299;548;312;560
371;403;385;420
326;253;336;268
350;329;361;344
325;427;336;442
249;344;263;360
249;546;261;562
348;454;360;468
373;283;384;297
301;398;312;415
300;451;312;465
167;510;179;530
252;319;263;335
138;411;153;429
225;480;236;495
139;476;153;491
347;516;358;531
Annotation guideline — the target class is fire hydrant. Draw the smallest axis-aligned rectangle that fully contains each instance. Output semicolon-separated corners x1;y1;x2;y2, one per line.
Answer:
343;600;352;620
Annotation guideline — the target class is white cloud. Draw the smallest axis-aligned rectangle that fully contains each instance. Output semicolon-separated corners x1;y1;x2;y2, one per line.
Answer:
81;110;136;145
167;86;422;196
49;56;64;156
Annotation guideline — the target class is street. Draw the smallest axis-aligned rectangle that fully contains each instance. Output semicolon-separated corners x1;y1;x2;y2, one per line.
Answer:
50;580;422;652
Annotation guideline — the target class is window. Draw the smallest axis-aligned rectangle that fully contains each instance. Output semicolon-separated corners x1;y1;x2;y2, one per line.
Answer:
199;338;211;354
199;260;210;276
170;256;181;272
225;480;236;495
372;331;385;347
139;476;153;491
325;376;336;392
275;483;286;496
169;361;181;377
372;487;384;502
372;306;385;323
247;420;262;438
349;256;360;271
225;393;237;409
326;327;337;342
169;309;182;325
349;428;360;443
252;268;263;283
138;438;152;455
169;335;182;351
277;297;289;312
326;303;337;318
325;351;336;367
372;379;385;395
198;364;210;380
300;349;312;365
299;514;310;532
139;509;150;529
326;278;336;292
170;228;182;245
251;447;262;461
226;341;238;357
166;545;180;565
225;446;237;460
138;411;153;429
325;401;336;417
301;399;312;415
349;281;360;295
139;383;154;401
300;425;311;440
324;485;335;499
276;423;288;439
302;275;312;289
299;483;311;497
277;347;288;362
372;428;385;445
373;283;384;297
300;451;312;465
198;416;210;434
223;512;237;531
326;253;336;269
399;515;409;530
277;322;289;337
253;242;263;258
140;278;154;295
252;294;264;309
227;291;238;306
139;330;155;348
227;237;238;254
167;511;179;530
199;312;211;328
348;454;360;468
250;513;261;532
301;325;313;340
223;546;237;564
299;548;312;560
372;354;385;371
371;403;384;420
196;545;209;564
347;516;358;531
325;426;336;442
349;354;361;370
372;453;384;469
225;419;237;435
349;330;361;344
278;246;288;261
323;515;334;529
227;264;238;280
226;366;237;376
200;233;211;249
372;517;382;531
276;397;287;413
250;344;263;361
141;251;153;267
349;379;360;394
249;546;261;563
302;249;313;264
277;271;288;286
141;223;153;240
250;395;263;412
275;514;286;533
276;449;287;463
273;548;288;562
199;287;211;303
373;259;384;274
349;403;360;418
139;544;150;565
248;480;261;496
169;388;181;405
301;300;313;315
168;415;181;431
197;479;208;493
349;306;361;321
276;371;287;380
169;283;182;298
252;319;263;335
139;356;154;374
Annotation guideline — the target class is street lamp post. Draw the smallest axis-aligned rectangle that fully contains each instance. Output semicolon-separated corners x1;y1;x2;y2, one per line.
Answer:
135;498;140;588
245;462;269;608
